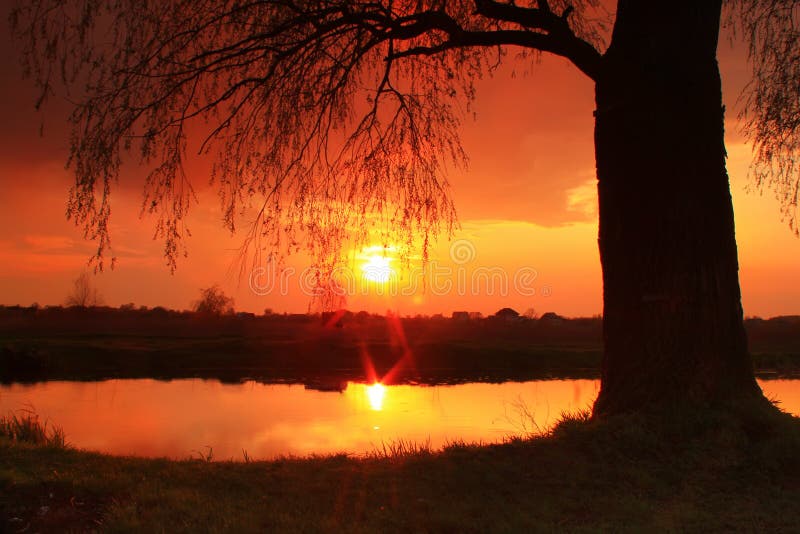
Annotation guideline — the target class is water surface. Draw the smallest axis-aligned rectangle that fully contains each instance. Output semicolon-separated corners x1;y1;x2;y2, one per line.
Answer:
1;379;796;460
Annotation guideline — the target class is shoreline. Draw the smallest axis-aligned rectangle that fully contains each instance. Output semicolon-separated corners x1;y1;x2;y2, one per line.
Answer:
3;406;799;532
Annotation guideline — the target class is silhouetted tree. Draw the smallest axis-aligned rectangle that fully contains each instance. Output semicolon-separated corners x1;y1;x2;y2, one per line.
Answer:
65;272;102;308
194;285;235;315
12;1;800;416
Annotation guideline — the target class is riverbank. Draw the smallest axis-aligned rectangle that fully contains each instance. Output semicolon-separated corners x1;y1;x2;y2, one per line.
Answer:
2;406;800;531
2;307;800;384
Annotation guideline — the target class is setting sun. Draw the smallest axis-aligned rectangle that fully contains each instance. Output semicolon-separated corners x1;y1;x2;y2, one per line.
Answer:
361;254;394;284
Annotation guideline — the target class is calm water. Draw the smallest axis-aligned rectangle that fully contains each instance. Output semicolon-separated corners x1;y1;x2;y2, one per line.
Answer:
1;379;797;460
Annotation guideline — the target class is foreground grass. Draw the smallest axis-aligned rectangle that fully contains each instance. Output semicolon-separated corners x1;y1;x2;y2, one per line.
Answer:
0;413;66;448
2;407;800;532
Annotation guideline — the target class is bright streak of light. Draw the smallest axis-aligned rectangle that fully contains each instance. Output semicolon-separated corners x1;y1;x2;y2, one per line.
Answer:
366;382;386;411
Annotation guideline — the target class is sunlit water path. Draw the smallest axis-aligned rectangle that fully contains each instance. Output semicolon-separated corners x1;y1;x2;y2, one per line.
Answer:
1;379;797;460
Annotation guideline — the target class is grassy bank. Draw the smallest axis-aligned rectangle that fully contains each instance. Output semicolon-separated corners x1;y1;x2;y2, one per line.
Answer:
2;408;800;532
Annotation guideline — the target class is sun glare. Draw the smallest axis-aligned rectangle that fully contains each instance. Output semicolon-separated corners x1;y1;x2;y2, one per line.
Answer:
366;382;386;411
362;254;393;284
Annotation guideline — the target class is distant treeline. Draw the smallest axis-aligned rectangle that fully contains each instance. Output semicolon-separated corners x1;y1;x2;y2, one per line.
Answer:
1;303;798;339
1;305;799;385
0;304;603;346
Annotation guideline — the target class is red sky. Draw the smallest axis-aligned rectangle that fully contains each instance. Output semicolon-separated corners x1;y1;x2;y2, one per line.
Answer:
0;4;798;318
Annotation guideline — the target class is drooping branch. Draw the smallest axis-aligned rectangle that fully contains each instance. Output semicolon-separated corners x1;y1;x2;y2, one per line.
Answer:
10;0;608;275
730;0;800;233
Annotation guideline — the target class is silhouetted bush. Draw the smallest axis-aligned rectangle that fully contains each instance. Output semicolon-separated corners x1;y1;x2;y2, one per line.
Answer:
193;285;235;315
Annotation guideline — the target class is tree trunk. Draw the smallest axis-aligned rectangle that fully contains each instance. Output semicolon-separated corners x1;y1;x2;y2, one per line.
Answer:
592;0;765;416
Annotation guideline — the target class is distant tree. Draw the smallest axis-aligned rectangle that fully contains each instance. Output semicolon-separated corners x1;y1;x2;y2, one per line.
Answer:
193;285;235;316
119;302;136;311
149;306;171;317
65;272;102;308
494;307;521;320
523;308;539;320
14;0;800;417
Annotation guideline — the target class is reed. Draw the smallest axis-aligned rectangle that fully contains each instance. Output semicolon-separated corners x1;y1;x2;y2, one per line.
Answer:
0;411;66;448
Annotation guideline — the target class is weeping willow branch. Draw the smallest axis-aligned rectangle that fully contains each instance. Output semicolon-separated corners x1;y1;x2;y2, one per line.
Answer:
731;0;800;234
10;0;607;274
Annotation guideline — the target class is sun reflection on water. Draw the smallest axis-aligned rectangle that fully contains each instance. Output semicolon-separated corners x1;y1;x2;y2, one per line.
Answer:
366;382;386;411
4;379;798;460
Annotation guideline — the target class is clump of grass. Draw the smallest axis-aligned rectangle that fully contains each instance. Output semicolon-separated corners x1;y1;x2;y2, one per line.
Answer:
0;411;66;448
547;409;592;436
443;437;482;450
191;445;214;462
369;437;432;459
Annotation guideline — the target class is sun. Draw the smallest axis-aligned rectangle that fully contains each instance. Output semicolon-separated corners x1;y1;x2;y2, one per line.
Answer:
361;254;393;283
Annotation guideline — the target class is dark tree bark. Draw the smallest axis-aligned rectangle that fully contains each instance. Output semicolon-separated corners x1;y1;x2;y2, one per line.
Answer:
593;0;765;415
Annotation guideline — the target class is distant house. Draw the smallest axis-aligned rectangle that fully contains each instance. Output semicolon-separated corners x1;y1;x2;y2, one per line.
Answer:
494;307;520;321
539;312;566;324
451;311;470;321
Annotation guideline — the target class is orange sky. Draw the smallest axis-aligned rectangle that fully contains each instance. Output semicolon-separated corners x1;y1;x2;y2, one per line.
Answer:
0;4;798;318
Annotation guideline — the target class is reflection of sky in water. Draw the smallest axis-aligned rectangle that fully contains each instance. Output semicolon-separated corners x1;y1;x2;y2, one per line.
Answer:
0;379;796;461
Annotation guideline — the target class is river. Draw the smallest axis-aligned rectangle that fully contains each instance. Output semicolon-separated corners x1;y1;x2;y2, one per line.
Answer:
1;378;797;460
